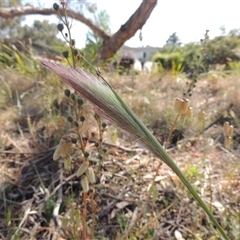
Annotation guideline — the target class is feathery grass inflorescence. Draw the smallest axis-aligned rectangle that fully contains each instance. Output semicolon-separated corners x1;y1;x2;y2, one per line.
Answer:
38;3;230;239
39;57;229;240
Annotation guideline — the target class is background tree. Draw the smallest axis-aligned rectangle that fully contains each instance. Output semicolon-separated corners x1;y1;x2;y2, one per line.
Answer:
82;10;111;66
165;32;182;47
152;32;184;73
203;34;240;66
0;0;23;39
18;20;65;46
0;0;158;61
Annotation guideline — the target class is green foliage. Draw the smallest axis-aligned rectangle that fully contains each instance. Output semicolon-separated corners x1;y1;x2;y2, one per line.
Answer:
43;195;57;221
80;10;111;68
116;214;128;233
153;51;184;74
153;33;203;75
181;42;203;71
1;19;66;71
61;208;83;239
203;35;240;68
228;61;240;71
149;185;159;202
0;0;23;39
165;32;182;47
185;165;200;180
0;44;36;74
18;20;65;47
153;32;240;74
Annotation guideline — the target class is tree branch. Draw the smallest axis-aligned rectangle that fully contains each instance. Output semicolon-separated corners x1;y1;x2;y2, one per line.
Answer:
99;0;157;60
0;5;110;40
0;1;158;61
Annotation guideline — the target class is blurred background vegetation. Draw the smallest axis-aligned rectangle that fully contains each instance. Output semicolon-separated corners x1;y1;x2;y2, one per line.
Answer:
1;0;240;74
153;30;240;75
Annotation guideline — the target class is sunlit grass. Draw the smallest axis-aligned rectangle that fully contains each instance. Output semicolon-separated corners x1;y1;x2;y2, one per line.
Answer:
0;59;239;239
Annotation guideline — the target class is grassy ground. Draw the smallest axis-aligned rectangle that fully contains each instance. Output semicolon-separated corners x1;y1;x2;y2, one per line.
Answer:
0;64;239;240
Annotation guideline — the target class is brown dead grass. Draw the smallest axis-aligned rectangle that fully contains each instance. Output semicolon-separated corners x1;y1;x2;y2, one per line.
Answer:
0;68;239;239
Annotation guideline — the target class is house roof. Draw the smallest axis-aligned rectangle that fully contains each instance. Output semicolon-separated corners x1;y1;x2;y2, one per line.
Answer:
118;45;159;59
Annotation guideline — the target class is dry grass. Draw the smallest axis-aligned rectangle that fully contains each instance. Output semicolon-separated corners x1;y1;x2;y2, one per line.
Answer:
0;66;239;239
